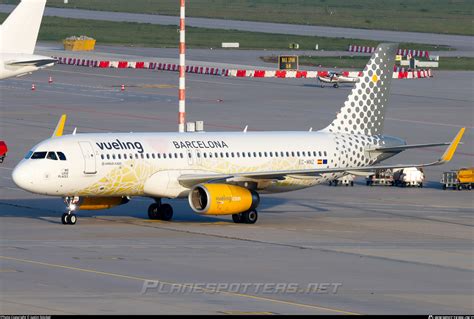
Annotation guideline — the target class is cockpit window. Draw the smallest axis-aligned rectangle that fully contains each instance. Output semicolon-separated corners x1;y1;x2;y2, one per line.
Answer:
24;151;33;159
31;151;47;159
47;152;58;160
57;152;66;161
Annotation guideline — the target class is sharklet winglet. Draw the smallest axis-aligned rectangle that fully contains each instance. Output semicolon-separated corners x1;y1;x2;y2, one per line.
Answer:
440;127;465;163
52;114;67;138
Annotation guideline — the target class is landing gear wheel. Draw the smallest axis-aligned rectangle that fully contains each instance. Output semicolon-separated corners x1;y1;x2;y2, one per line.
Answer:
160;204;173;221
68;213;77;225
242;210;258;224
232;213;243;223
148;203;160;219
61;213;68;225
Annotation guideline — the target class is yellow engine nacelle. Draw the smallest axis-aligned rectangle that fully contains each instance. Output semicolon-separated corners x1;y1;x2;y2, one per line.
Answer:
74;196;129;210
188;184;260;215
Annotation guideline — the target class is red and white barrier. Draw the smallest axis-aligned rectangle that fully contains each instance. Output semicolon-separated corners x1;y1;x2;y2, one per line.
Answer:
348;45;430;58
348;45;375;54
52;56;432;79
226;69;432;79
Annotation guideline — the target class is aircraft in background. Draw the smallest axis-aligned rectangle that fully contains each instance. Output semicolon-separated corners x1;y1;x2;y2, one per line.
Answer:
11;44;465;225
318;71;359;88
0;0;56;80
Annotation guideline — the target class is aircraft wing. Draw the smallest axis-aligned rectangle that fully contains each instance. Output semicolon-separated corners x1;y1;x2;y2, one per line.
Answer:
366;142;452;153
178;128;465;188
6;58;57;67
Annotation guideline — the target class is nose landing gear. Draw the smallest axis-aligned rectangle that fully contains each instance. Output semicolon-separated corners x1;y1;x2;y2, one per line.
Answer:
61;212;77;225
61;196;79;225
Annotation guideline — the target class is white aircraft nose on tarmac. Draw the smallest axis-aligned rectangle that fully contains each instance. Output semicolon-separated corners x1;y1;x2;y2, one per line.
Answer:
12;160;37;193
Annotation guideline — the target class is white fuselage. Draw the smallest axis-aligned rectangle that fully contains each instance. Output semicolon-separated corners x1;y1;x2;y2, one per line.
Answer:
12;130;403;198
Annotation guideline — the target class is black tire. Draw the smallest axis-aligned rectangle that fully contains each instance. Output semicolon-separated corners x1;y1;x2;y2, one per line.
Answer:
419;183;423;188
458;185;463;190
232;213;243;223
148;203;160;219
366;181;370;186
160;204;173;221
242;210;258;224
468;184;472;190
350;181;354;187
61;213;68;225
67;214;77;225
442;184;447;190
328;181;332;186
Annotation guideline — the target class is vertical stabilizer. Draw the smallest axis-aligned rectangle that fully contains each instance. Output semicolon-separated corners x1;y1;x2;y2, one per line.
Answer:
324;43;398;136
0;0;47;54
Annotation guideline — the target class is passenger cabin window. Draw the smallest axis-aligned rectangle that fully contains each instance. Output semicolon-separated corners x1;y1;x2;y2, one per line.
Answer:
31;151;47;159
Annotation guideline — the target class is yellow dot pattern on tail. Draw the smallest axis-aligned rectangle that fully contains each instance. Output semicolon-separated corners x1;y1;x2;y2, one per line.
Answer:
325;43;398;136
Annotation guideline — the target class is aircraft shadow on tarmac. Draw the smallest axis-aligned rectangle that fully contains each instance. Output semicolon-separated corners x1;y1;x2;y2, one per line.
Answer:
0;196;320;224
302;83;353;89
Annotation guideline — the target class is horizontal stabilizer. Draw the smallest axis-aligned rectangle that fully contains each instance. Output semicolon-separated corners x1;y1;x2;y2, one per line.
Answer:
7;58;57;67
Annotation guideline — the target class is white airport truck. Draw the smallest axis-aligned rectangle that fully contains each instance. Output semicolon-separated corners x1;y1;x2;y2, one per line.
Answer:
393;167;425;187
366;167;424;187
329;174;355;186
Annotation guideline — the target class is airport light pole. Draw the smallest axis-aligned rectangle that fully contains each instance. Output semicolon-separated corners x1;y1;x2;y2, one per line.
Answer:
178;0;186;133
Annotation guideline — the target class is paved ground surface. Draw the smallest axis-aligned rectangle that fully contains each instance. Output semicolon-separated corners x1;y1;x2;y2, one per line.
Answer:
1;4;473;51
0;53;473;314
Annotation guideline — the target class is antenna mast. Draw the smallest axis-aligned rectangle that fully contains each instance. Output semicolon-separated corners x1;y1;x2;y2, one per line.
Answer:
178;0;186;132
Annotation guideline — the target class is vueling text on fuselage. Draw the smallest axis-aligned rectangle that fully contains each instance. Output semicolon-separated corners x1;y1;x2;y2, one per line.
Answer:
96;140;144;153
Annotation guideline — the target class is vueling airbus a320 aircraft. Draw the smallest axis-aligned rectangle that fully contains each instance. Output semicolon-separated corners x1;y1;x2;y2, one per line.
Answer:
12;44;465;225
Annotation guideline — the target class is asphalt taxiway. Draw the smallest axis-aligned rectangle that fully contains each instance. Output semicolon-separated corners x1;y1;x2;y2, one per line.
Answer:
0;54;473;314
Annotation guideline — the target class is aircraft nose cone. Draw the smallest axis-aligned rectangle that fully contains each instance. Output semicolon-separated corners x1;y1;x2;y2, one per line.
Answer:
12;163;33;191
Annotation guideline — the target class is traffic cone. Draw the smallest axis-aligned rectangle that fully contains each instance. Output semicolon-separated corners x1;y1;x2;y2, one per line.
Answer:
48;76;53;84
121;84;125;91
31;84;36;91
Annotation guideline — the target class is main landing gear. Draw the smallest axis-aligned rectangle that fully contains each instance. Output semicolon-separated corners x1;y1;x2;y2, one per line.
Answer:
62;196;78;225
148;199;174;221
232;209;258;224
